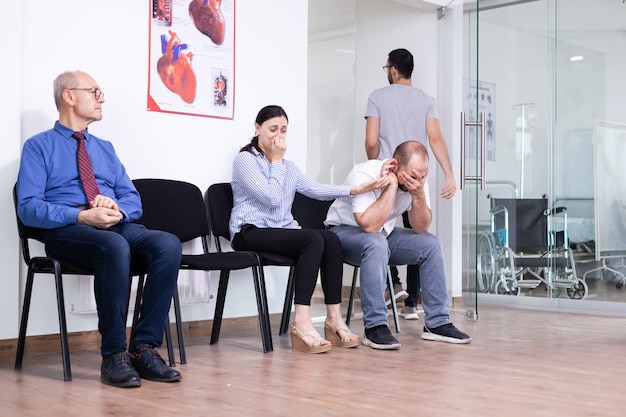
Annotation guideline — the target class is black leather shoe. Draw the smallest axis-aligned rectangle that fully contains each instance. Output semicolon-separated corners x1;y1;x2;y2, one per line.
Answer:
131;344;182;382
101;352;141;388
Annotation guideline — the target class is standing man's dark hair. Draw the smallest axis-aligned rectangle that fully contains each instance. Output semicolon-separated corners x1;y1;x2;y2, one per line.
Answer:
387;48;414;80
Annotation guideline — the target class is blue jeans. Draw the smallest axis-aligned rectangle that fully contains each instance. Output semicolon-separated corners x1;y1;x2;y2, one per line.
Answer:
328;225;450;329
43;222;182;358
391;212;421;307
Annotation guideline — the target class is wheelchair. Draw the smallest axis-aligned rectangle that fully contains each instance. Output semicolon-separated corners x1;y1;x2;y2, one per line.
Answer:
476;197;588;299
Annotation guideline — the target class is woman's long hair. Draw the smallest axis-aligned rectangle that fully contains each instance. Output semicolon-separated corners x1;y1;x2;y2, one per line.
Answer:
240;105;289;153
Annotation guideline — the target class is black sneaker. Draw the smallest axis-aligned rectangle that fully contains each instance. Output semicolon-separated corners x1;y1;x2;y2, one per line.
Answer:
131;344;182;382
362;325;401;350
421;323;471;344
101;351;141;388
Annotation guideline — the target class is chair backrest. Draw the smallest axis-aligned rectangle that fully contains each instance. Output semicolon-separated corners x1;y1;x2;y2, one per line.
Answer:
291;192;334;230
491;198;548;252
133;179;210;244
13;184;43;264
13;184;45;242
205;182;234;242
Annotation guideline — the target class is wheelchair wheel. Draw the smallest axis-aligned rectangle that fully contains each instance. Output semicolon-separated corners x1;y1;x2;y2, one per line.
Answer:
495;278;520;295
566;278;589;300
477;233;496;292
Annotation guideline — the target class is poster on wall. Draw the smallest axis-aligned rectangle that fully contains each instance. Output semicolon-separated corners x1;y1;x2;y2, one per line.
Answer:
147;0;235;119
463;79;496;161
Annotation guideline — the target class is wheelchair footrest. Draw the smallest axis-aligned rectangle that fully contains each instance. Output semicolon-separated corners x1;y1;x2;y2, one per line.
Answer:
515;279;542;288
553;279;579;288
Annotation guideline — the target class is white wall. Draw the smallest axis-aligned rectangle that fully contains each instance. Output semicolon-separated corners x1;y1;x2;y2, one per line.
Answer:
0;2;23;339
3;0;308;339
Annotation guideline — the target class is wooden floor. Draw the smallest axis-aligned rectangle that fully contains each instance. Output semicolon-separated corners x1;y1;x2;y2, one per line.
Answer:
1;305;625;417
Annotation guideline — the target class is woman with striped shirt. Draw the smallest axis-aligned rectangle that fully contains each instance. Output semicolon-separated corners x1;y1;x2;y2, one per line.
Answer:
230;105;389;353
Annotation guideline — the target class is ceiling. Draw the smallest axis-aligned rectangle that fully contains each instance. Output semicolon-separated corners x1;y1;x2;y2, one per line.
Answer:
309;0;626;43
477;0;626;43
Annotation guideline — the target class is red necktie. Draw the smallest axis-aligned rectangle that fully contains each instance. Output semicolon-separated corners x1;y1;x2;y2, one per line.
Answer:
72;132;101;202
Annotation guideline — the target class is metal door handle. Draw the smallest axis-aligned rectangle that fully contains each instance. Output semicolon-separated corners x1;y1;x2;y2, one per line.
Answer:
459;111;486;190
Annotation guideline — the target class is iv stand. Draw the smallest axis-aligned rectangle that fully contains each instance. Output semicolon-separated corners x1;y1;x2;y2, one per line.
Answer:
511;102;535;198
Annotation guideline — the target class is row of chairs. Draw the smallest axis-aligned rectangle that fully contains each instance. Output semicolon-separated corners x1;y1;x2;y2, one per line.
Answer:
14;179;401;381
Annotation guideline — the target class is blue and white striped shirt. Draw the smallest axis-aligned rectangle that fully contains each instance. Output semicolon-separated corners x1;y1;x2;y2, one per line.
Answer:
229;146;351;240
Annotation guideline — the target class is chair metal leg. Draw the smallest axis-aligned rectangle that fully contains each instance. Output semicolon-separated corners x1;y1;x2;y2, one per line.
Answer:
346;266;359;327
125;276;133;324
164;318;176;366
52;263;72;381
210;270;229;345
257;266;273;344
129;275;145;347
131;274;176;366
125;274;139;344
387;267;401;333
344;265;400;333
15;264;72;381
171;288;186;364
279;266;296;335
51;261;72;381
15;269;34;373
252;265;273;352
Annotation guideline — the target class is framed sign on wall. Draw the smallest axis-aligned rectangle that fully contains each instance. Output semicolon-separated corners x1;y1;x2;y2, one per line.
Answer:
147;0;235;119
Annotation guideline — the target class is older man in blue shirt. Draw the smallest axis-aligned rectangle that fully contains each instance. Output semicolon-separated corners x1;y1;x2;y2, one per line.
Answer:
16;70;182;388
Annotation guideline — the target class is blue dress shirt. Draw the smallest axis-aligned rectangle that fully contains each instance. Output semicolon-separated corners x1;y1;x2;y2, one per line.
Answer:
16;121;142;229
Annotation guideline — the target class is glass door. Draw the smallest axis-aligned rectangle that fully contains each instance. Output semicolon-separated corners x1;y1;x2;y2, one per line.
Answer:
462;0;626;314
462;0;560;311
462;0;557;316
460;0;481;319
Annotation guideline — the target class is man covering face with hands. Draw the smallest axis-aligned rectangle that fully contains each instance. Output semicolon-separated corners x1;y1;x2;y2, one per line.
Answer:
324;141;471;350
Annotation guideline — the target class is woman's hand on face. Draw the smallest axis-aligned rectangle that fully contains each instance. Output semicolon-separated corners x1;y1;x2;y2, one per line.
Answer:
380;158;398;177
350;175;392;195
267;135;287;163
349;159;399;195
381;159;399;188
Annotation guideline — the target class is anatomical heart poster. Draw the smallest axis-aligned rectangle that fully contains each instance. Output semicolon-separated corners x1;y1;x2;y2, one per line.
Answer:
148;0;235;119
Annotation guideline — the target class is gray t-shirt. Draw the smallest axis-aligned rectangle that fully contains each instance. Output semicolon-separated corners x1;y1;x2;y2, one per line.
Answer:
365;84;438;159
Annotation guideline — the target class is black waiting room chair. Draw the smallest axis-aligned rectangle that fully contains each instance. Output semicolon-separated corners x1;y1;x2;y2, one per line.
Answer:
132;179;272;353
12;185;149;381
205;182;299;336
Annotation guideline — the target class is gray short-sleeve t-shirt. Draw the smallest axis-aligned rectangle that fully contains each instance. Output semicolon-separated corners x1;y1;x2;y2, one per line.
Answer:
365;84;438;159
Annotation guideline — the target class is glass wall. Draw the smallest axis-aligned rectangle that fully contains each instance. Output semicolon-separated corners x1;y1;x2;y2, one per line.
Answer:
307;0;357;186
466;0;626;313
553;0;626;303
308;0;626;315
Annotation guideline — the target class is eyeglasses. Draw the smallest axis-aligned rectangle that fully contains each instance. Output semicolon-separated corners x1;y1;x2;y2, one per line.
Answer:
69;87;104;100
382;65;394;72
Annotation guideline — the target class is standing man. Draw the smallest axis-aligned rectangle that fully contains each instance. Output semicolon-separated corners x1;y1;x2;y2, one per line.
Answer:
17;70;183;388
325;141;470;349
364;48;457;319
